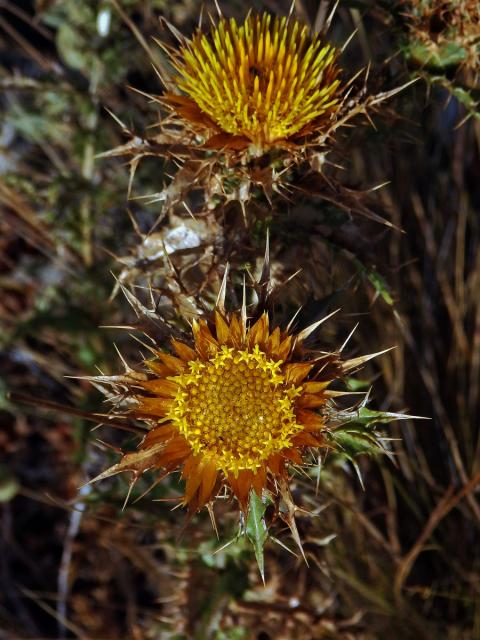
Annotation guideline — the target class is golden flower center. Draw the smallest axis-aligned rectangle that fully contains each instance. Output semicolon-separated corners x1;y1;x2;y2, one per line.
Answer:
170;346;303;473
175;14;341;145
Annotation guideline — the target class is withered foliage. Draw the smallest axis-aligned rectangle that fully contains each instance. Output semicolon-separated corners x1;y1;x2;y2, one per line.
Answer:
403;0;480;79
401;0;480;119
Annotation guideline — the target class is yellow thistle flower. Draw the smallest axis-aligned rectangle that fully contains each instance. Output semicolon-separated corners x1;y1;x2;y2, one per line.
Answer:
93;306;341;514
87;263;405;562
164;12;342;150
104;9;404;217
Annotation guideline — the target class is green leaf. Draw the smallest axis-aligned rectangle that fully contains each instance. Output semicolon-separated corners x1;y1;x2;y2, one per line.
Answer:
345;377;371;391
407;41;467;70
425;77;480;120
450;86;477;111
215;628;248;640
337;406;421;428
434;42;468;68
198;536;249;569
331;430;382;458
352;258;393;305
366;269;394;305
246;490;270;583
354;407;419;425
0;467;20;503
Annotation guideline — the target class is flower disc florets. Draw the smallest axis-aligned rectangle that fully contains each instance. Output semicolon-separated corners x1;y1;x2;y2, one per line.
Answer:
166;12;342;148
170;345;303;474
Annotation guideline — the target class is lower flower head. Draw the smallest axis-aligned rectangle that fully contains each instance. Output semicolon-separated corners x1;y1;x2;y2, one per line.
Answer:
86;264;399;566
94;307;340;514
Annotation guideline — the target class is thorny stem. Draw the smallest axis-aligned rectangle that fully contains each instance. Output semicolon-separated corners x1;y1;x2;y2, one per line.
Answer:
8;392;147;435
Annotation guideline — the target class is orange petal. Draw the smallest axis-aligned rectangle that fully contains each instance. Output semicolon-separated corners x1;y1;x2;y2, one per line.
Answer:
198;460;218;508
140;378;178;397
156;436;190;467
136;396;173;417
183;460;203;504
146;360;173;377
171;339;196;362
292;432;322;447
192;319;218;358
247;313;269;349
276;335;293;360
163;94;218;130
228;470;253;511
251;467;267;497
283;363;313;385
214;310;231;345
203;132;249;151
282;448;303;464
158;353;187;374
297;409;325;431
267;454;285;476
228;314;245;348
142;423;177;447
303;380;331;394
298;394;327;409
181;453;201;480
266;326;281;356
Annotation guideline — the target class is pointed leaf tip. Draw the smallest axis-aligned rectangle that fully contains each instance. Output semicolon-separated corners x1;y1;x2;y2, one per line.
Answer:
246;490;270;583
216;263;229;313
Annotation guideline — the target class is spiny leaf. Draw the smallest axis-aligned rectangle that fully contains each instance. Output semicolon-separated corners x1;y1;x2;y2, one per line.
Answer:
352;258;393;305
345;377;371;391
331;403;425;429
85;442;165;486
345;406;425;426
341;347;394;373
278;479;308;564
330;430;383;458
245;490;270;583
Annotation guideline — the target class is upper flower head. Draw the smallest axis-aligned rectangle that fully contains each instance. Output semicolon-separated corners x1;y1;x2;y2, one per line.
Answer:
106;9;399;217
165;12;342;148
